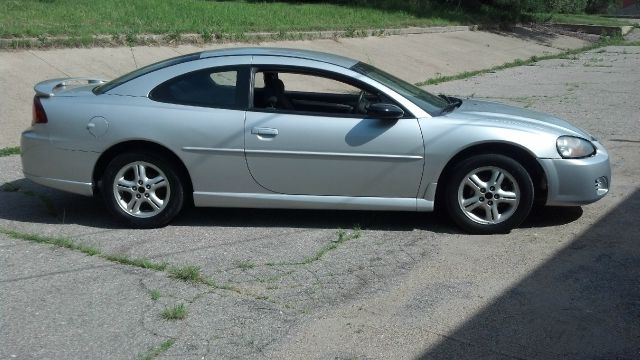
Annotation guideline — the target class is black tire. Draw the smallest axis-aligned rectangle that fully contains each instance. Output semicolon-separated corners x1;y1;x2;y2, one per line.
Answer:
444;154;534;234
101;152;185;228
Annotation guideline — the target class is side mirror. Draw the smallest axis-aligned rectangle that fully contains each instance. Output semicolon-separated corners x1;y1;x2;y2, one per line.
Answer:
367;103;404;119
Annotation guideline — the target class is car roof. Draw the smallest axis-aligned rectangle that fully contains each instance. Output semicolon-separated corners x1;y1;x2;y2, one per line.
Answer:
199;47;359;69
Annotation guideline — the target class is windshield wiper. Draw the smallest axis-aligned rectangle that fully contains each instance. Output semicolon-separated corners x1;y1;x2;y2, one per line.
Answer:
440;95;463;114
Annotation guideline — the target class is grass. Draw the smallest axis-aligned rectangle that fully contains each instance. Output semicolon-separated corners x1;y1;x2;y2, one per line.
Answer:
0;227;171;268
161;304;187;320
0;226;244;295
0;0;466;39
0;227;222;283
235;260;256;271
1;1;634;41
0;227;101;256
416;36;637;87
532;13;635;27
135;339;175;360
268;226;362;266
0;147;20;157
167;265;209;284
103;253;168;271
150;289;161;301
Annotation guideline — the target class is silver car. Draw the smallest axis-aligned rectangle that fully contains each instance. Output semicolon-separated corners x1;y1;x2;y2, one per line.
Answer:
21;48;610;233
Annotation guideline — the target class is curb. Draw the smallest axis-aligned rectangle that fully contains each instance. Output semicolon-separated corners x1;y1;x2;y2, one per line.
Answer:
0;25;472;50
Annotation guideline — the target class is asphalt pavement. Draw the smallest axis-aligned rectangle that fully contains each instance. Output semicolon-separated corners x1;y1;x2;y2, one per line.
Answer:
1;33;639;359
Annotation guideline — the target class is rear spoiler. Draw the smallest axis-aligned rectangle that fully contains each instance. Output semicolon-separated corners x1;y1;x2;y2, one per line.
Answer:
34;77;107;97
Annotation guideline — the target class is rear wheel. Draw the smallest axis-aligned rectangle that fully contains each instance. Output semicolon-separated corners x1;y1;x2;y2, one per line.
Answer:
444;154;534;234
102;152;184;228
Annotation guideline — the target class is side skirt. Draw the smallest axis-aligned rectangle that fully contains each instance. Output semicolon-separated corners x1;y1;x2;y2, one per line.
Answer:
193;192;434;212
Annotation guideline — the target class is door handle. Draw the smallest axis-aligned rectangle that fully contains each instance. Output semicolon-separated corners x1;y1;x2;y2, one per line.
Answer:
251;127;279;136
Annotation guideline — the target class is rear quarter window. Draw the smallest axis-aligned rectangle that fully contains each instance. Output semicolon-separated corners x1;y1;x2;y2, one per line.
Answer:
150;68;243;109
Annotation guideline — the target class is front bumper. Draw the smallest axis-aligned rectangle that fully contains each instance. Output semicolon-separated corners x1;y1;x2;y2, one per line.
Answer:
538;143;611;206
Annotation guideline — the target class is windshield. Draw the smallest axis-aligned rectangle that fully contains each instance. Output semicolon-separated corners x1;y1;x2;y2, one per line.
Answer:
351;62;448;115
93;53;200;94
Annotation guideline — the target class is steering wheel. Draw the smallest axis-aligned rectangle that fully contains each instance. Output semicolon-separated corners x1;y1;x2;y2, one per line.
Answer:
353;90;368;114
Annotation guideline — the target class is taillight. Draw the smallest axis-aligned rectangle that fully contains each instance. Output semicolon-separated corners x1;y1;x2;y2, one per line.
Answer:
32;96;48;125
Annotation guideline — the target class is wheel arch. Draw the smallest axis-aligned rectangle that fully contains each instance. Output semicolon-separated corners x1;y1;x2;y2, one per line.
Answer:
92;140;194;202
434;142;548;209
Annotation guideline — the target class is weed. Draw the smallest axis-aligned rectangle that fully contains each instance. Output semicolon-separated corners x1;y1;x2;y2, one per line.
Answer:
0;228;100;255
0;147;20;157
103;254;167;271
344;27;355;37
0;227;240;296
124;31;137;46
201;29;213;42
150;289;161;301
416;36;631;87
269;225;362;266
161;304;187;320
165;31;181;44
168;265;208;284
236;260;255;271
135;339;175;360
0;182;19;192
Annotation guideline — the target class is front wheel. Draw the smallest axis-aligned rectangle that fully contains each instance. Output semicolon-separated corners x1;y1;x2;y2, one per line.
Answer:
444;154;534;234
102;152;185;228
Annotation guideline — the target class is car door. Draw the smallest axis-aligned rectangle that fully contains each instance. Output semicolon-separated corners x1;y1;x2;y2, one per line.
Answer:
144;62;259;196
244;67;425;198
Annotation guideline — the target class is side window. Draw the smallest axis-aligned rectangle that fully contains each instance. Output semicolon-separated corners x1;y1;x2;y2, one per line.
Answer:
151;68;240;109
252;70;384;116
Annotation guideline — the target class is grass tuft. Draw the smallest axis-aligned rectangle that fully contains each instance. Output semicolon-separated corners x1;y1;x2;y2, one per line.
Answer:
136;339;175;360
135;339;175;360
0;182;19;192
168;265;208;284
150;289;161;301
0;147;20;157
161;304;187;320
235;260;256;271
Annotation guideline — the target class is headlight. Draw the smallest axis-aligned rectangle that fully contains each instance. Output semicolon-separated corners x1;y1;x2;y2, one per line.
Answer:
556;136;596;158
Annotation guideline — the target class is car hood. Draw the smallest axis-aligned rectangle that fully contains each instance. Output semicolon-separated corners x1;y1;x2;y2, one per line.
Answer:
446;99;591;139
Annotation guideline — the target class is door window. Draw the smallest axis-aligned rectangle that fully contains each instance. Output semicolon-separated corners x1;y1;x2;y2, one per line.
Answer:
252;70;385;116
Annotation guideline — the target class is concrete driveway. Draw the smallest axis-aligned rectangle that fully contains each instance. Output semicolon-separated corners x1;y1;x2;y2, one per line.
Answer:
1;45;639;358
0;27;589;149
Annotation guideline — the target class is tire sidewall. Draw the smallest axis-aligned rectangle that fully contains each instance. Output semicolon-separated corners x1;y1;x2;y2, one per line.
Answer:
445;154;534;234
102;152;184;228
